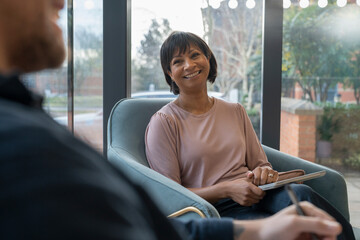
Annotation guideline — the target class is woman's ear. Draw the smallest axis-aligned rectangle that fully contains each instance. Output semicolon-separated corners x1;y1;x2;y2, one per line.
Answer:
167;70;173;79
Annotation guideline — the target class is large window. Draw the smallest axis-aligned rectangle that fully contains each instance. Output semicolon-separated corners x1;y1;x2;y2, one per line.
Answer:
74;0;103;152
281;0;360;227
22;2;68;124
23;0;104;152
131;0;264;136
20;0;359;226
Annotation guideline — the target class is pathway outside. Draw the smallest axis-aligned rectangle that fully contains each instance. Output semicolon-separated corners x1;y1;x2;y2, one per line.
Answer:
346;176;360;228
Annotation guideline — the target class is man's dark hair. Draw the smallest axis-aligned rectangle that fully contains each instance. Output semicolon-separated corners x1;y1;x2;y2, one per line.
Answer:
160;31;217;95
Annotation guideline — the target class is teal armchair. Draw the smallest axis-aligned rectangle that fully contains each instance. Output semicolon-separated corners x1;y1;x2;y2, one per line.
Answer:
107;98;219;221
107;98;354;226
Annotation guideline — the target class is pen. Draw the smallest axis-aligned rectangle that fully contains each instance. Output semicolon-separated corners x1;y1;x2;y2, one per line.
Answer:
285;184;319;240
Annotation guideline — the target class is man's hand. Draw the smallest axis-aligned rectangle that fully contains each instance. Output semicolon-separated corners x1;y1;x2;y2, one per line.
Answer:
233;202;342;240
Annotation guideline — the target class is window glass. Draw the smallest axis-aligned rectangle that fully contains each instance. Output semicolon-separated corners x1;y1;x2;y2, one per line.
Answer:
73;0;103;152
22;1;68;123
281;0;360;227
132;0;263;137
24;0;104;152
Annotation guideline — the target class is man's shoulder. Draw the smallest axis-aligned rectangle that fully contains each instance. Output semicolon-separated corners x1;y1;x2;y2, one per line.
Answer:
0;98;94;162
0;98;60;136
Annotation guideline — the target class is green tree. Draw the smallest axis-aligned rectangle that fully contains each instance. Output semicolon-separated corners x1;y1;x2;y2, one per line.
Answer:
282;4;360;102
201;0;263;109
74;28;103;95
132;18;172;92
345;50;360;104
342;6;360;104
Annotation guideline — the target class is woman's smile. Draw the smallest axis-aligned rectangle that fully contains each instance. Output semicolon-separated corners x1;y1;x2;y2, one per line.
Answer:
184;70;201;79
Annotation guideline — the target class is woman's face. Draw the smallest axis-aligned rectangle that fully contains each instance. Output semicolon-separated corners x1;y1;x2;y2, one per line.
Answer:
167;44;210;94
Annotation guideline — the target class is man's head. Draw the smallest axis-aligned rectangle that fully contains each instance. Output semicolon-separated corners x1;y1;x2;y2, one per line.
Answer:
0;0;65;74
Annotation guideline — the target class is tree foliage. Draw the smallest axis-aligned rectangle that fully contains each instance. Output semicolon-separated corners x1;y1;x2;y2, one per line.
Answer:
74;28;103;95
132;18;172;92
201;0;262;109
282;4;360;103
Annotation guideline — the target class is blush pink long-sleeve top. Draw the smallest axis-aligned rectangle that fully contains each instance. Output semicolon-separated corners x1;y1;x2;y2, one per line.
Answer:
145;98;271;188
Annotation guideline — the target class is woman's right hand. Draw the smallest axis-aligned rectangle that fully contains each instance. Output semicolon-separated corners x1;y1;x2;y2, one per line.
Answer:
226;173;265;206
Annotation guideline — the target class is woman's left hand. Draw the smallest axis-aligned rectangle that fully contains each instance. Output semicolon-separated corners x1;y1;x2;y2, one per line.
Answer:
252;166;278;186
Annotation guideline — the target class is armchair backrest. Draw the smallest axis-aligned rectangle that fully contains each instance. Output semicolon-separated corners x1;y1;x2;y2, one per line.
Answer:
108;98;172;167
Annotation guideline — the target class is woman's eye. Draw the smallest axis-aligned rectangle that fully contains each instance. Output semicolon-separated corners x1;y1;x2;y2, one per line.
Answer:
192;53;200;58
173;60;180;65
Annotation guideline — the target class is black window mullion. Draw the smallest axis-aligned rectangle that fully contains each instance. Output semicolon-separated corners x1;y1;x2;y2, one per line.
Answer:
260;0;283;150
103;0;131;156
67;0;74;133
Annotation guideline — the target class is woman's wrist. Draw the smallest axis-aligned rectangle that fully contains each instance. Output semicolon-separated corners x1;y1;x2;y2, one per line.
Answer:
217;180;232;199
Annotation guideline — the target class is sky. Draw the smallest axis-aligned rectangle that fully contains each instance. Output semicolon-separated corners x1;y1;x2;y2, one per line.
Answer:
131;0;206;56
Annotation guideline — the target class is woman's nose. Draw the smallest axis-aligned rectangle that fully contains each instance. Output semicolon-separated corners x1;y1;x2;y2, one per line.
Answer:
184;58;195;69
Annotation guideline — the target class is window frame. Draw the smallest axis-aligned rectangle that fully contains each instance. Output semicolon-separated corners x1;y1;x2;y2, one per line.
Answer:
102;0;283;155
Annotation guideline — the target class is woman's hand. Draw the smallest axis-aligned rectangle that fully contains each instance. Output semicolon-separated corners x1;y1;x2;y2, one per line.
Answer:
188;172;264;205
226;175;265;206
252;166;278;186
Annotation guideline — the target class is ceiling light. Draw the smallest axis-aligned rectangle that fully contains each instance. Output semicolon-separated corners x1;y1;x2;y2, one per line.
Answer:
318;0;328;8
337;0;347;7
228;0;238;9
283;0;291;9
246;0;256;9
209;0;221;9
299;0;310;8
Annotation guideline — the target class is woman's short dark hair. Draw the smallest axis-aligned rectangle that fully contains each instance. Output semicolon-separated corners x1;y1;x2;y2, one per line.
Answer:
160;31;217;95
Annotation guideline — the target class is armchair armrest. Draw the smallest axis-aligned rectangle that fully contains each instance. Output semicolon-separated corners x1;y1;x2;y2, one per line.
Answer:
107;147;220;221
262;145;350;221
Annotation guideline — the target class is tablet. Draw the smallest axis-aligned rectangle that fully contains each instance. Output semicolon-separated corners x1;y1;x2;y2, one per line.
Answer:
258;170;326;191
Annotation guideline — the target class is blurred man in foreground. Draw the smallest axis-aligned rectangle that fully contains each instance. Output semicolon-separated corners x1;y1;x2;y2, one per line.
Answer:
0;0;342;239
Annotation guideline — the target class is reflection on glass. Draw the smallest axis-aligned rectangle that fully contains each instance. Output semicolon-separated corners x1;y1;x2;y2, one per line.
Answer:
73;0;103;152
281;1;360;227
131;0;263;137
